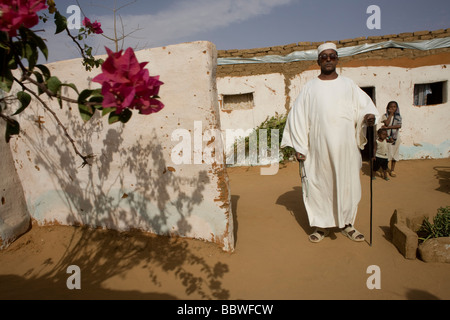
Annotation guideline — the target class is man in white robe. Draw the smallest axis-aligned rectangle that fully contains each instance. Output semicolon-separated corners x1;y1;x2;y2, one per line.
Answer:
281;43;379;243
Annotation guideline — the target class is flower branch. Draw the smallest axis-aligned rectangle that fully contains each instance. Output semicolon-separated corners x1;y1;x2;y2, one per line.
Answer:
0;0;164;168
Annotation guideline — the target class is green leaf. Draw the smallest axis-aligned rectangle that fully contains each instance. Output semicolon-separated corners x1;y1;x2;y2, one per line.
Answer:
33;71;45;95
0;42;9;50
46;76;62;94
22;43;38;70
0;68;14;93
108;111;120;124
88;95;103;109
35;64;51;80
101;107;115;116
78;89;94;104
28;49;38;70
95;59;104;68
7;56;17;70
13;91;32;115
5;119;20;143
54;11;67;34
61;83;79;94
119;108;132;123
18;27;28;43
91;88;103;96
78;104;94;122
27;29;48;60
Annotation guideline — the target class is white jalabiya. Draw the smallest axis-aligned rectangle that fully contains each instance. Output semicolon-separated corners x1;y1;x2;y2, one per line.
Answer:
281;76;379;228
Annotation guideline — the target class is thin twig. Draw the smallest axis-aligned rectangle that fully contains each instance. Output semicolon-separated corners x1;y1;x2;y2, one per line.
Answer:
65;26;89;61
22;73;98;107
0;112;16;125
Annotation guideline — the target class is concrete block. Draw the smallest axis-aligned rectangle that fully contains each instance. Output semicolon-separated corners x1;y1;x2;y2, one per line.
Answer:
392;223;418;260
390;209;447;261
390;209;435;233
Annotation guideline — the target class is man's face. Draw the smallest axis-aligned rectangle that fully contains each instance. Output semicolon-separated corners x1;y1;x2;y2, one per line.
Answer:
317;49;338;74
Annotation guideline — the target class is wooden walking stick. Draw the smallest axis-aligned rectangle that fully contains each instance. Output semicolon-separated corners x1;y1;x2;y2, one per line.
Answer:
368;125;375;246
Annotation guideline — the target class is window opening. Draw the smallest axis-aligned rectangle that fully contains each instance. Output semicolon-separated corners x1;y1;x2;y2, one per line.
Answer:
360;86;376;104
414;81;446;106
222;92;255;111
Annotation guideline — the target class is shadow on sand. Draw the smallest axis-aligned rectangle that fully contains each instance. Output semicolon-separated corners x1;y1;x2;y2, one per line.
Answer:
2;108;231;300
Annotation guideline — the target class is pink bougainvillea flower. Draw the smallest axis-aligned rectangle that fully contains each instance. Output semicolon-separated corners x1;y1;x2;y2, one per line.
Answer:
95;47;141;84
139;99;164;115
101;82;136;114
82;17;103;34
90;21;103;35
0;0;48;36
93;47;164;115
82;17;90;27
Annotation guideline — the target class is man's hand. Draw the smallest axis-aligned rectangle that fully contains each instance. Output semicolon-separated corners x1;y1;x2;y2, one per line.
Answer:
296;152;306;161
365;114;376;127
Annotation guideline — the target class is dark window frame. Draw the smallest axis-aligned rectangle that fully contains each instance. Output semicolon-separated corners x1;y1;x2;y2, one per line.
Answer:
414;81;447;106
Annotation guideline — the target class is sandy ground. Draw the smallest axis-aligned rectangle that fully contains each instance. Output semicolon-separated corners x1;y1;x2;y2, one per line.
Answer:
0;158;449;300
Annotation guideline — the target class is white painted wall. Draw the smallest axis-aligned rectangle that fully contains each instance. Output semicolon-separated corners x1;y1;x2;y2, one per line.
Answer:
0;121;30;248
217;73;287;164
7;41;234;251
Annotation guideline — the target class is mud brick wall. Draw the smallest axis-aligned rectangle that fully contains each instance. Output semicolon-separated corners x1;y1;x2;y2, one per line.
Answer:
217;29;450;78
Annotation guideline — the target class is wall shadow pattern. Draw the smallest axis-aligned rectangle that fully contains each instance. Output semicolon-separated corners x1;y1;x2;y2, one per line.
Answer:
9;107;231;299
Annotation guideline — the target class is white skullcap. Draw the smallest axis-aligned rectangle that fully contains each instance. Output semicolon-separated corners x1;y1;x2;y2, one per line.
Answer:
318;42;337;55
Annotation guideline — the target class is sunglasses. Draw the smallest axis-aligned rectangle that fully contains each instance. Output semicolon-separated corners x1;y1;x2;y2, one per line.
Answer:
319;53;338;61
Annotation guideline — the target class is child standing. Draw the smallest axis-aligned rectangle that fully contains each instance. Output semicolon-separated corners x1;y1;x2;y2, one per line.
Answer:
373;128;390;181
381;101;402;177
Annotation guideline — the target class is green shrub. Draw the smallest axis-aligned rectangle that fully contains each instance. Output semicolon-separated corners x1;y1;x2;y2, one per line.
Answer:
417;206;450;242
230;113;295;164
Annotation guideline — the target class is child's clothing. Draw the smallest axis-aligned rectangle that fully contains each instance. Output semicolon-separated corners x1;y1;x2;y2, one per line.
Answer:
380;111;402;161
373;139;389;171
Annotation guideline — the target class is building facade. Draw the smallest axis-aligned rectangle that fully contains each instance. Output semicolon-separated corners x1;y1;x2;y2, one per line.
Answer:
216;29;450;161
